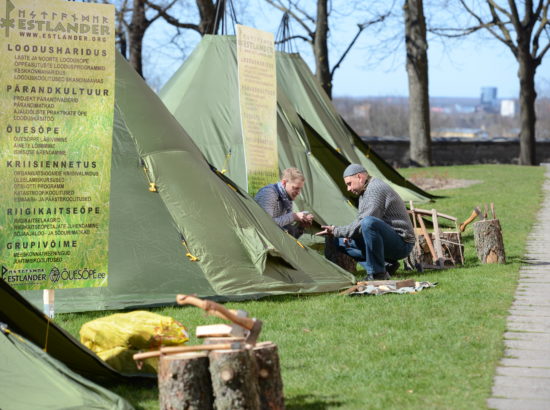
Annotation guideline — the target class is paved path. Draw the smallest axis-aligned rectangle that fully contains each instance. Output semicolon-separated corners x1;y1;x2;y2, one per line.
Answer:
488;164;550;410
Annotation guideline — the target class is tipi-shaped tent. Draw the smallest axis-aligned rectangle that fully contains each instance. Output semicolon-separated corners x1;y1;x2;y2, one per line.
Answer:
0;329;133;410
20;52;354;313
160;35;359;227
1;279;150;382
276;51;435;203
1;278;135;409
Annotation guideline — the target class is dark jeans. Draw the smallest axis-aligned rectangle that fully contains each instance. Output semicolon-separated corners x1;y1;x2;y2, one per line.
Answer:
334;216;414;275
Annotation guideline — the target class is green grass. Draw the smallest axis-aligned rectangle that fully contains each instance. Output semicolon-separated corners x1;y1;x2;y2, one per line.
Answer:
54;164;546;409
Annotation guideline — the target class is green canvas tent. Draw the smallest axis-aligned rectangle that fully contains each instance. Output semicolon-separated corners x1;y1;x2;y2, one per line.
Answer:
1;279;136;409
160;35;358;227
1;279;152;382
0;328;133;410
276;51;435;203
18;52;354;313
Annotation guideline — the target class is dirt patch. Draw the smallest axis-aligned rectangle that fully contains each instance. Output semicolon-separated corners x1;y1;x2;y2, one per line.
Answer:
408;175;482;191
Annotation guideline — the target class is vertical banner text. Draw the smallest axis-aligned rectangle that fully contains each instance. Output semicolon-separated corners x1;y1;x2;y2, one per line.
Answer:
0;0;115;290
236;24;278;195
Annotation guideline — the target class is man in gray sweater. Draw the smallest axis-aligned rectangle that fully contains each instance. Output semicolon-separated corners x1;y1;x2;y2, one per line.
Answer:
316;164;415;281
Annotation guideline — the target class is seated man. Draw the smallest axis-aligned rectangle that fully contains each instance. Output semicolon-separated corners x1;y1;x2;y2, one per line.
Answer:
316;164;415;281
254;167;314;239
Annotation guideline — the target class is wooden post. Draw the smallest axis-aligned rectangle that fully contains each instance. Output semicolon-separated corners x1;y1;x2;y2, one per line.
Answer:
253;342;285;410
473;219;506;264
158;352;214;410
43;289;55;318
324;236;357;273
209;348;261;410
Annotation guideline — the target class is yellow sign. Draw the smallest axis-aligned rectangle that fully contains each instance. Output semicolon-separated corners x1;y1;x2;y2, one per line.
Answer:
236;24;278;195
0;0;115;290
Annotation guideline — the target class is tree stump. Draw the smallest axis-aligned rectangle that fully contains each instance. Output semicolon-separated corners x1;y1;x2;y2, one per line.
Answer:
253;342;285;410
324;236;357;273
158;352;213;410
473;219;506;264
209;348;261;410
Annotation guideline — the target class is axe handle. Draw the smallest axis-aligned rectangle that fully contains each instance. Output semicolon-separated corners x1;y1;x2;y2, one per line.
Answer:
459;210;479;232
417;214;437;263
176;295;255;330
490;202;496;220
133;343;238;361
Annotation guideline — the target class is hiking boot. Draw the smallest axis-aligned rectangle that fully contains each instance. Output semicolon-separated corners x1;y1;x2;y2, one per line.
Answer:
373;271;391;280
362;273;374;282
385;260;400;277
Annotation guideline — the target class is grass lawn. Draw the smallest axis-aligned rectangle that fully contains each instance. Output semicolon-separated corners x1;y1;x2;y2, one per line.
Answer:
55;164;546;409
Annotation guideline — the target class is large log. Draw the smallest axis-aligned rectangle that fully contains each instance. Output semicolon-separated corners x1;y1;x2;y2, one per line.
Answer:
209;348;261;410
158;352;214;410
473;219;506;264
253;342;285;410
324;236;357;273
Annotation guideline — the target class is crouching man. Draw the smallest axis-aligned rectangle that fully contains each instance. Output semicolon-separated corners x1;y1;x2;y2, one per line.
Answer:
316;164;415;281
255;167;314;239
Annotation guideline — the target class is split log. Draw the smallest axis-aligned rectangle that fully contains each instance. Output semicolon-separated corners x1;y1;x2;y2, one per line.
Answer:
209;348;261;410
473;219;506;264
253;342;285;410
324;236;356;273
158;352;213;410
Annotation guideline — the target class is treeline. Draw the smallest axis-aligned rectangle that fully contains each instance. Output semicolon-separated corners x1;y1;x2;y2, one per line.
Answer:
335;97;550;140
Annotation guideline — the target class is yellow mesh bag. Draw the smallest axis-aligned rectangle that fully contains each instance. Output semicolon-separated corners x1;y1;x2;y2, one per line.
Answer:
80;310;189;372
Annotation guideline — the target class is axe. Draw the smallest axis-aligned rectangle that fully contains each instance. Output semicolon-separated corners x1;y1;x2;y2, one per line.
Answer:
176;294;263;346
459;206;481;232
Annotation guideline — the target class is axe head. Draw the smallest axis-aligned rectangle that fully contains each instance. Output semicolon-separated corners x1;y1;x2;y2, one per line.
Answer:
244;319;263;346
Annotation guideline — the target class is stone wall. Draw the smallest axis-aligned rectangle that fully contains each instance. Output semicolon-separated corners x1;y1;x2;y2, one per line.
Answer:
362;139;550;167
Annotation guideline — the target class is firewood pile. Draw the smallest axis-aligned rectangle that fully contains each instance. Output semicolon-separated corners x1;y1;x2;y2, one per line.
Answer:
133;295;284;410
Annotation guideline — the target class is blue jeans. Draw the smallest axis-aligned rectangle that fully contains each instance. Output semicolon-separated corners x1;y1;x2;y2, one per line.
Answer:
334;216;414;275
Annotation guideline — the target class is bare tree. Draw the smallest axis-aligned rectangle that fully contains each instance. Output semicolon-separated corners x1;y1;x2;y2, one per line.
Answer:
432;1;550;165
265;0;389;98
100;0;216;78
405;0;431;166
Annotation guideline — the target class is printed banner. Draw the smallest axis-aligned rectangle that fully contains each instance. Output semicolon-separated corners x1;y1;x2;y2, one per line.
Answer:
0;0;115;290
236;24;278;195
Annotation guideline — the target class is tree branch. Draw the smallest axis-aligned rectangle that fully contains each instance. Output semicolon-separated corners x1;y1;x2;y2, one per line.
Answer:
487;1;516;50
329;12;389;78
532;1;550;54
275;34;311;45
144;0;201;32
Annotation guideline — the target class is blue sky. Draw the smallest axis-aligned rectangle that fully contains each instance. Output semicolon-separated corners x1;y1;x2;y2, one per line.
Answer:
144;2;550;100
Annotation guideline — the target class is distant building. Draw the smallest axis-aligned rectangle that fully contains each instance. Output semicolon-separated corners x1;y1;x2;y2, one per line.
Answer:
480;87;498;113
500;99;516;117
431;128;489;139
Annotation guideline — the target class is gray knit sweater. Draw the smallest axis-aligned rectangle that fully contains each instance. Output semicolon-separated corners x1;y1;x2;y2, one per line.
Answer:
333;177;415;243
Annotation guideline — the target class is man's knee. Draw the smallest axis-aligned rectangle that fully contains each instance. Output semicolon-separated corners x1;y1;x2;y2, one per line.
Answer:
360;216;381;232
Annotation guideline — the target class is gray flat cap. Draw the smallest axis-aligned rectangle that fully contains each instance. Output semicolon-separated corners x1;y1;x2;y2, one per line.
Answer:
343;163;366;178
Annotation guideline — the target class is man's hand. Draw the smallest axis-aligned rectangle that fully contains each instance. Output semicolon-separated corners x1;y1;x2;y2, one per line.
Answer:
294;211;314;226
315;225;335;236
